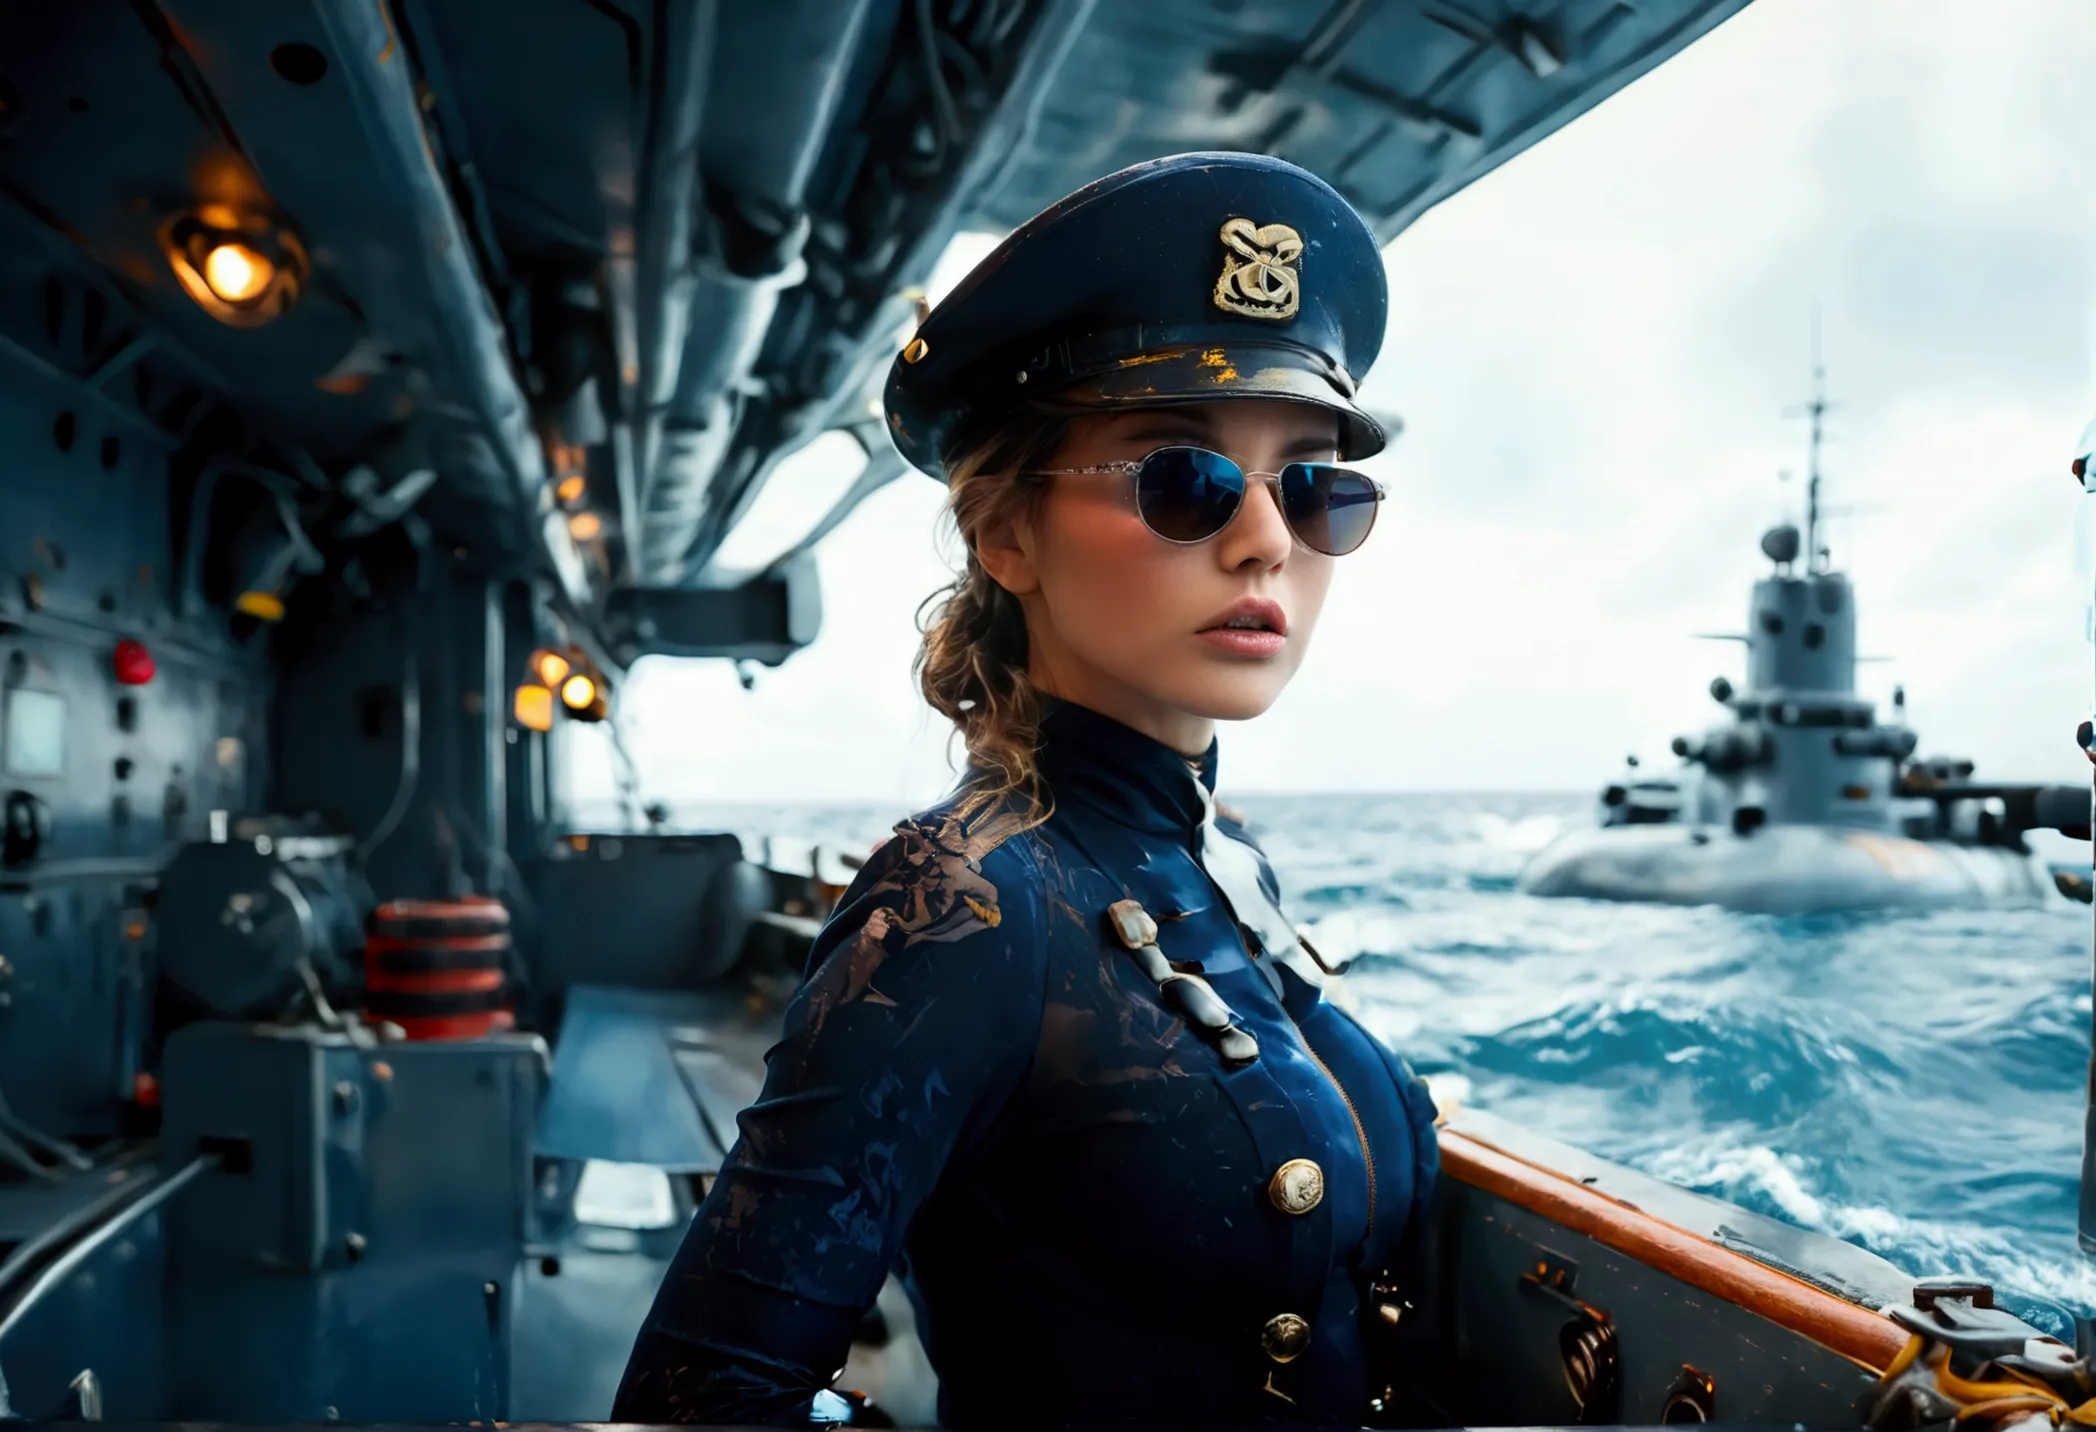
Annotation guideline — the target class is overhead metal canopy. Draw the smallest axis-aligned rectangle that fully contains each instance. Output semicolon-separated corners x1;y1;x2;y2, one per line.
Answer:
0;0;1752;658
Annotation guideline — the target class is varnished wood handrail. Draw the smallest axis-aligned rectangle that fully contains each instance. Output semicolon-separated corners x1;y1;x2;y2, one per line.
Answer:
1441;1128;1911;1372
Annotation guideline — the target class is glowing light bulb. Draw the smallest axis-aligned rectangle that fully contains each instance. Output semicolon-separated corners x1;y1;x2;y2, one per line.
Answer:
202;242;274;303
513;683;554;732
567;511;602;542
531;649;570;687
559;673;597;710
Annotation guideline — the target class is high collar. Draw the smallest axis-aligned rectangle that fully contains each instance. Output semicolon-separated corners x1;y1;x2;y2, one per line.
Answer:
1036;699;1217;837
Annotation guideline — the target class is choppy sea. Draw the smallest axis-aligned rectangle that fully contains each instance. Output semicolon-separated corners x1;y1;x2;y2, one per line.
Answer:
610;791;2096;1335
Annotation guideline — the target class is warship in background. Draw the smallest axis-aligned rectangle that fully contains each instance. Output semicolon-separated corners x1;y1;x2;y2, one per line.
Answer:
1520;365;2089;912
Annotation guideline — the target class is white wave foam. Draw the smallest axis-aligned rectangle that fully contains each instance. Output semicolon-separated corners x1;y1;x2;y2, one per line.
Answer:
1473;811;1565;853
1422;1072;1472;1118
1644;1141;2096;1309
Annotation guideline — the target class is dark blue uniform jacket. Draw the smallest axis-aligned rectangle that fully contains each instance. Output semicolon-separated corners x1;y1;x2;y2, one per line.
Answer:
615;701;1440;1427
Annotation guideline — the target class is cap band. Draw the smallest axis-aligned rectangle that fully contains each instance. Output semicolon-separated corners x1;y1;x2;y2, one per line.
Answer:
1030;341;1387;460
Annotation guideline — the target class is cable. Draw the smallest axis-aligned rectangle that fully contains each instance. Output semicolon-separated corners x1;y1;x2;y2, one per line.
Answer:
177;456;320;619
0;1152;217;1342
915;0;962;152
354;514;430;863
605;707;649;831
0;1078;90;1172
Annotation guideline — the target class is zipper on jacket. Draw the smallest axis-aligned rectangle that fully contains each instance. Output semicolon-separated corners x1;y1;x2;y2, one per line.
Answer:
1236;921;1377;1237
1285;1004;1375;1239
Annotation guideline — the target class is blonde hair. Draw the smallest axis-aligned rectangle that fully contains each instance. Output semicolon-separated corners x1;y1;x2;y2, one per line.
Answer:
915;411;1070;820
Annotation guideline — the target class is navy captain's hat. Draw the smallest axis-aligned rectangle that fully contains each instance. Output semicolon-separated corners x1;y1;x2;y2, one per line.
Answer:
883;151;1390;477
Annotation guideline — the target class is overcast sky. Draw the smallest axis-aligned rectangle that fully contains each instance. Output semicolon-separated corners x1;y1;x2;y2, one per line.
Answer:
571;0;2096;811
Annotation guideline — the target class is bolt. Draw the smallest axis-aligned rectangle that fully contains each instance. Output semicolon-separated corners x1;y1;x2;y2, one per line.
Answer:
331;1080;358;1115
344;1231;366;1262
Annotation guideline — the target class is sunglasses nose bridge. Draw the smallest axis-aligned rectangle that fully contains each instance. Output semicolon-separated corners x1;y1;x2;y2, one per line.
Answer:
1219;470;1295;559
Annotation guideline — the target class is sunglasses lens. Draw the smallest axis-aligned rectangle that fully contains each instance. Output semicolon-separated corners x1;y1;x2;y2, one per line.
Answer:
1280;464;1380;556
1134;447;1244;543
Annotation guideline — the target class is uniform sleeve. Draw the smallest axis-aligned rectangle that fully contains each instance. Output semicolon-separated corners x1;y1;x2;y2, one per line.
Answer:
613;813;1047;1425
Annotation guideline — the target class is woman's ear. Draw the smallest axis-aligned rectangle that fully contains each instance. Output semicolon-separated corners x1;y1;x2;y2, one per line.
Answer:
975;508;1041;597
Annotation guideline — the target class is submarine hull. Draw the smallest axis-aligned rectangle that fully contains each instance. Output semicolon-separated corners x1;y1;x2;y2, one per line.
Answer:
1518;823;2051;912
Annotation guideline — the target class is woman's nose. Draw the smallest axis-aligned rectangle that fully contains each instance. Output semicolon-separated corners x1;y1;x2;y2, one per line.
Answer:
1216;476;1293;571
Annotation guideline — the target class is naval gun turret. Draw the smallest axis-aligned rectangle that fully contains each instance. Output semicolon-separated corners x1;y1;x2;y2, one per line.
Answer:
1522;370;2082;912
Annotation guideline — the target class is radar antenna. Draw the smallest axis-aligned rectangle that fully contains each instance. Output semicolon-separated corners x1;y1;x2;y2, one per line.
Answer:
1783;309;1837;574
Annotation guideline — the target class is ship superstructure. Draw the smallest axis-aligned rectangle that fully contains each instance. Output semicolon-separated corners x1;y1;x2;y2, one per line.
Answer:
1522;363;2085;910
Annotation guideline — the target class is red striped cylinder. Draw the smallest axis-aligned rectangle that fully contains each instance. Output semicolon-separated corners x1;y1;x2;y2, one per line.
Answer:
363;897;512;1040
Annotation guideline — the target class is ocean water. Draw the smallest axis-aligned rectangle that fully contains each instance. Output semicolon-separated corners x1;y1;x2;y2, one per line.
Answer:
606;791;2096;1331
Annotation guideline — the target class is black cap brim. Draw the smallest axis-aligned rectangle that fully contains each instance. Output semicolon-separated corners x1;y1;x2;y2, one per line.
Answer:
1029;341;1389;461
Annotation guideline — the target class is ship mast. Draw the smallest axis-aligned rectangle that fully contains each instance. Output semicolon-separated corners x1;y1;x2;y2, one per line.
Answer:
1793;310;1831;575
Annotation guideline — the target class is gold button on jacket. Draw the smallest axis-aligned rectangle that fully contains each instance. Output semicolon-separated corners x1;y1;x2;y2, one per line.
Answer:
1267;1157;1324;1215
1261;1312;1312;1363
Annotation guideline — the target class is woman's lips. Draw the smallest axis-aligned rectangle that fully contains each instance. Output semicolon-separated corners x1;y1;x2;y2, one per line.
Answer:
1197;597;1288;657
1196;627;1287;658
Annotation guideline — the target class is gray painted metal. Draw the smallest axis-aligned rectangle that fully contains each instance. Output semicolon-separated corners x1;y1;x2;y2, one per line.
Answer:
1451;1109;1914;1310
158;1024;546;1420
1522;822;2051;912
1522;462;2060;910
1404;1112;1929;1427
667;0;1102;586
607;557;824;668
536;984;767;1172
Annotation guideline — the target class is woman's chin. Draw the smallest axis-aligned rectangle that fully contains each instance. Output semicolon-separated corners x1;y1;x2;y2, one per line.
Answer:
1154;670;1294;723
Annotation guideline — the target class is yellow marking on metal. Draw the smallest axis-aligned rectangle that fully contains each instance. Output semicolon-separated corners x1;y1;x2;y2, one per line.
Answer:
235;590;286;621
1843;832;1948;881
961;894;1001;927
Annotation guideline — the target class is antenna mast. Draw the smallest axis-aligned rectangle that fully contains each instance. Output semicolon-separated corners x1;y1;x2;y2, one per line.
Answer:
1786;308;1834;574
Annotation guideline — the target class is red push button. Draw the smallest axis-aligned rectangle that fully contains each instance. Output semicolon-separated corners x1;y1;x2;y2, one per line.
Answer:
113;639;155;686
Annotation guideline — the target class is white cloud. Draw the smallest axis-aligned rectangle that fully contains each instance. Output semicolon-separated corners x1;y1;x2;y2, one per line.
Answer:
584;0;2096;811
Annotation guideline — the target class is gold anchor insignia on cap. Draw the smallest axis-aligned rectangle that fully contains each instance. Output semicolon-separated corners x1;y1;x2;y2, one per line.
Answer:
1213;217;1303;321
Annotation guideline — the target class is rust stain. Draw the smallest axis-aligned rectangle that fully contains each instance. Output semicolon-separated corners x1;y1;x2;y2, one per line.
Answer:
1091;1063;1170;1086
719;1181;761;1232
1442;1128;1910;1371
376;0;398;63
1113;350;1178;369
801;809;1022;1042
1198;348;1231;368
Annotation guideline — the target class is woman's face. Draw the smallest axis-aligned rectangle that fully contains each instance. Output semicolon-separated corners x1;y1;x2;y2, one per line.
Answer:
978;399;1346;754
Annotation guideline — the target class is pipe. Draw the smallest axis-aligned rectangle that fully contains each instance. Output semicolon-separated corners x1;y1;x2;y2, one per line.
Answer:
306;0;556;581
0;1153;216;1343
177;457;324;620
761;423;906;573
632;0;721;521
636;0;876;584
638;227;810;580
676;0;1099;582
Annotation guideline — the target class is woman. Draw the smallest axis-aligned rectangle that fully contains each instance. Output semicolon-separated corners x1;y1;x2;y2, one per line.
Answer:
614;152;1440;1428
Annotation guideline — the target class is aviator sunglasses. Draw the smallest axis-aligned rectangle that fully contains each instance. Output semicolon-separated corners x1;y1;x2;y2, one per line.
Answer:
1034;445;1385;557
